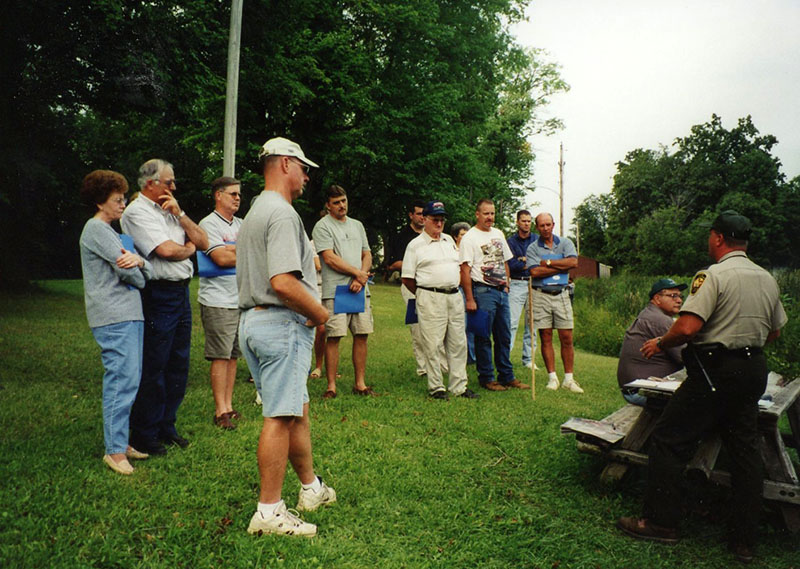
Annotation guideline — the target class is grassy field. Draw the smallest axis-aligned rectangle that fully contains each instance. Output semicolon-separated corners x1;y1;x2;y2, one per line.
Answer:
1;281;798;568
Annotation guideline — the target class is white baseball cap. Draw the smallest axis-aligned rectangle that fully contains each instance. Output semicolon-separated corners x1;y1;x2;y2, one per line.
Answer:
258;137;319;168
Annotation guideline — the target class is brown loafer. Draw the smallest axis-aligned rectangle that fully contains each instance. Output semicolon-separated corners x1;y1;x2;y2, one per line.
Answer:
617;516;679;544
213;413;236;430
352;385;378;396
323;390;337;399
506;379;530;390
482;381;507;391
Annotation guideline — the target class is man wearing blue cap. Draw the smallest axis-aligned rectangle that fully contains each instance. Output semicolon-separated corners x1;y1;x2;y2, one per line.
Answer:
616;278;687;406
402;201;478;400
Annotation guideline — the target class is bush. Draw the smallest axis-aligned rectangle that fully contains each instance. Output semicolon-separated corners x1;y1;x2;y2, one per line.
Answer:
767;269;800;379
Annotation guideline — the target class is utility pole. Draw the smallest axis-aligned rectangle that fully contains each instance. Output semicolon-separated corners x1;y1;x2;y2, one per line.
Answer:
223;0;243;177
558;142;565;234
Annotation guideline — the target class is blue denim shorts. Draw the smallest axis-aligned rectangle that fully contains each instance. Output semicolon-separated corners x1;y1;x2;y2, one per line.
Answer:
239;307;314;417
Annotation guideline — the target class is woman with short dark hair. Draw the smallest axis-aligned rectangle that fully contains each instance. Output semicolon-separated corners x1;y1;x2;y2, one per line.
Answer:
79;170;151;475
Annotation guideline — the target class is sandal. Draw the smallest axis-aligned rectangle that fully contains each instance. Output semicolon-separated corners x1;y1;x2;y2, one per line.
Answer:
352;385;378;396
323;390;337;399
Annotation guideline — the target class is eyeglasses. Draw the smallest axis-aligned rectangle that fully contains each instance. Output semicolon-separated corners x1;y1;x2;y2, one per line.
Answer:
157;178;176;187
427;217;445;224
111;197;127;205
289;159;310;175
660;293;683;300
222;191;241;198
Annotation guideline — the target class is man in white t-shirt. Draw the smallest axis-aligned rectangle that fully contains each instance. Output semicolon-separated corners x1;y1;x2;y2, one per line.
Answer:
198;176;243;430
459;199;529;392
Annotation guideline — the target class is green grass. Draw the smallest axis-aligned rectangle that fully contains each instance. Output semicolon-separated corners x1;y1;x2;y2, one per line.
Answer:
1;281;798;568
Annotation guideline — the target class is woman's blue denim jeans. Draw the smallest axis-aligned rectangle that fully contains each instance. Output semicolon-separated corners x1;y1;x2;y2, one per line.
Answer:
92;320;143;454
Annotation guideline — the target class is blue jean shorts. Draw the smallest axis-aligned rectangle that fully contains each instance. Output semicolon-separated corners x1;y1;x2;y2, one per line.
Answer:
239;307;314;417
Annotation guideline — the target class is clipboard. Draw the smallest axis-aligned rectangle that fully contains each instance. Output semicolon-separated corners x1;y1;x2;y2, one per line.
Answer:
333;284;365;314
197;250;236;277
405;299;418;324
467;309;491;338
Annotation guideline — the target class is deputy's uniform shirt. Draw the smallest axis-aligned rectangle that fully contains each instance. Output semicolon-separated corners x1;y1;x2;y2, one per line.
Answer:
681;251;787;349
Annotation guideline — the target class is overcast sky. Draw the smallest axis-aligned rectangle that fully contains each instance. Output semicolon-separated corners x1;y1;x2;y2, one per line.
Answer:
512;0;800;234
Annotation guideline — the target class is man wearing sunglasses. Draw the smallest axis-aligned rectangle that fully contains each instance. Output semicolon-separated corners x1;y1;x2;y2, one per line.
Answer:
616;278;687;406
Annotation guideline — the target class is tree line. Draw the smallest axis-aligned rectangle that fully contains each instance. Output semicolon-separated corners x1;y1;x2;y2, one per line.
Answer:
0;0;568;287
573;114;800;274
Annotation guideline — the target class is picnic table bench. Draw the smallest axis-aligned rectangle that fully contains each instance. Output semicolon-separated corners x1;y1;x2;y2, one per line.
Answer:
560;371;800;532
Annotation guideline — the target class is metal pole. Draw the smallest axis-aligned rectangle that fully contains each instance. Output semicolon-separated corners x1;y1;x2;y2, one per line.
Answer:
223;0;243;177
558;142;565;234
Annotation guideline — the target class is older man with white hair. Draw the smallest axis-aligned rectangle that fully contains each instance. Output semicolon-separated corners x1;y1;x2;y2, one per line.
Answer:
121;159;208;455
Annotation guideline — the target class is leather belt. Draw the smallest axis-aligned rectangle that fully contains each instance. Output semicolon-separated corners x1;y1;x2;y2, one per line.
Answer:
417;286;459;294
472;280;506;292
149;278;190;288
534;287;564;296
691;343;763;359
510;277;529;281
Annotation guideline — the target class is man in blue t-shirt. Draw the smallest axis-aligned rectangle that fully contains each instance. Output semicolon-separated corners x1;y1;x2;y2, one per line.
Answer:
525;212;581;393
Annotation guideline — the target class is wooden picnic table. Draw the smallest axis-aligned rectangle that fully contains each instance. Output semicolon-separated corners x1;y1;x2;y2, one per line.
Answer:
561;372;800;532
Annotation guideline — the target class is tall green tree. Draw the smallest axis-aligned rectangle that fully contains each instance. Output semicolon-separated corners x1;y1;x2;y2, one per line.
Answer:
594;114;798;274
1;0;566;283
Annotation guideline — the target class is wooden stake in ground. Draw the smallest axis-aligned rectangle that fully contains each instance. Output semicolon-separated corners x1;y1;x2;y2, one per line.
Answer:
527;276;536;401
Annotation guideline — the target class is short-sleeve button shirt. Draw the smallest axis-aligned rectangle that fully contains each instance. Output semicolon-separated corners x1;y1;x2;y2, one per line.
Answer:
402;231;461;289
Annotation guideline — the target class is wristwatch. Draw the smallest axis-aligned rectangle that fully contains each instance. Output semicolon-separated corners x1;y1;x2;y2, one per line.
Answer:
546;259;551;267
656;337;663;349
178;210;186;218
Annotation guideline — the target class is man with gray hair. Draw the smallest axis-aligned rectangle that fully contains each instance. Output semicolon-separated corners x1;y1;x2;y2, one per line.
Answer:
198;176;243;430
121;159;208;455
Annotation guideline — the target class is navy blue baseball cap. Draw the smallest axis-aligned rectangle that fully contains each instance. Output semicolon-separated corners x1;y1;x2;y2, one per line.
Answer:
423;200;447;216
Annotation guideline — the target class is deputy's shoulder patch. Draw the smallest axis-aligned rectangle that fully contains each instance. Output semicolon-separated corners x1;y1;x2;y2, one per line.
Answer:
690;272;707;295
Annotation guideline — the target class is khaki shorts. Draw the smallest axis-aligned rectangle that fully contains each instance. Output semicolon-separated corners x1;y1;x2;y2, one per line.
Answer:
532;288;573;330
323;296;374;337
200;304;241;360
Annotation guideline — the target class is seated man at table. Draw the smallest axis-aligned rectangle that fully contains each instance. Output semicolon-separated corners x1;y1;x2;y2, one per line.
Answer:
616;278;687;406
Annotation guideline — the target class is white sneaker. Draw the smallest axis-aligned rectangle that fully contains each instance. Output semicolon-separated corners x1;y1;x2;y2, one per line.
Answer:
296;477;337;512
546;377;560;390
562;379;584;394
523;362;540;371
255;391;262;405
247;501;317;537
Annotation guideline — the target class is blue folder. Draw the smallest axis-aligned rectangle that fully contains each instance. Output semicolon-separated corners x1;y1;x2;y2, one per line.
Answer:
120;233;135;253
197;250;236;277
405;299;418;325
333;284;365;314
467;309;491;338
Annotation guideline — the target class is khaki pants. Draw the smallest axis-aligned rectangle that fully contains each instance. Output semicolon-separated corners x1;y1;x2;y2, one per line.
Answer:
415;288;468;395
402;283;446;376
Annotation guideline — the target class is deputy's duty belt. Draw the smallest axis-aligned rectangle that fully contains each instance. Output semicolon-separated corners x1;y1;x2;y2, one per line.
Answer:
691;343;763;359
417;286;459;294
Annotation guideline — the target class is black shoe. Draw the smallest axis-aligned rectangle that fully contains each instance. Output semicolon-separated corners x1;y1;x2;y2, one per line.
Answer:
728;541;754;564
131;438;167;456
459;388;479;399
429;390;449;400
161;433;190;448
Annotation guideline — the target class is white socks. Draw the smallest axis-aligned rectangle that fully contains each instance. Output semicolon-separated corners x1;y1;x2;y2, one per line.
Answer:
302;476;322;492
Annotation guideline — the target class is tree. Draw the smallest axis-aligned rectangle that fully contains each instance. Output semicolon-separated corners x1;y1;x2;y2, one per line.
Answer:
1;0;566;283
596;114;799;274
571;193;612;260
